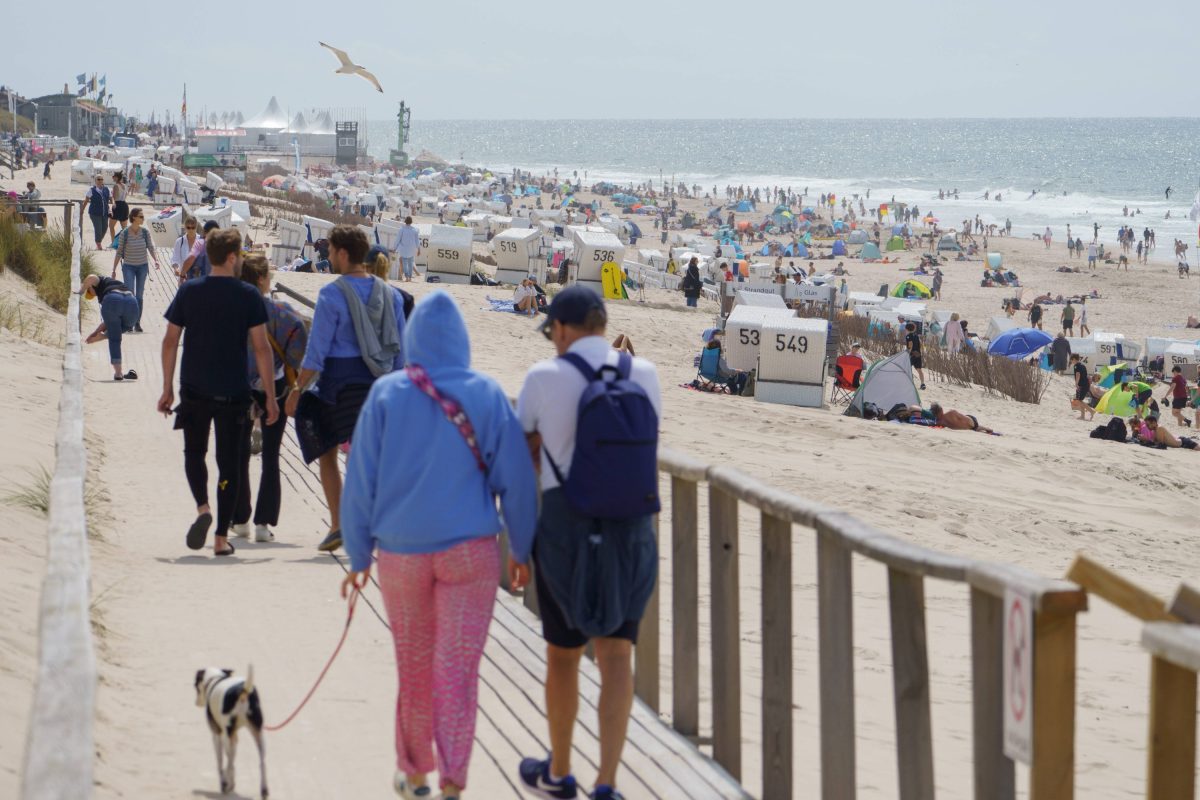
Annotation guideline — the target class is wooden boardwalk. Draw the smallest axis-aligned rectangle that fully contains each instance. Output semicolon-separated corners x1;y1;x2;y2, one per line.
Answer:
141;261;747;798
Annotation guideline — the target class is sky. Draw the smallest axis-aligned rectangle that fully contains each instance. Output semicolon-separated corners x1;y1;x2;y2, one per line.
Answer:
5;0;1199;122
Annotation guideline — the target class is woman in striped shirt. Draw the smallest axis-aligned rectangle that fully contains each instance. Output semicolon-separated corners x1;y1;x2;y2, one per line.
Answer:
112;207;164;333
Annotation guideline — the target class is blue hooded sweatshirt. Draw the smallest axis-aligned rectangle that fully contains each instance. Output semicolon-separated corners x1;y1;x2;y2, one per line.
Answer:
341;290;537;573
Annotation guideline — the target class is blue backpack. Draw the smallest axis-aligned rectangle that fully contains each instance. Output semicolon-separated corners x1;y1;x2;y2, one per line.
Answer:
547;351;660;519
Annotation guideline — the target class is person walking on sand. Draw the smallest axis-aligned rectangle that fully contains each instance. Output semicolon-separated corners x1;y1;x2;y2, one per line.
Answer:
108;172;130;243
1028;301;1043;330
1164;366;1193;428
1061;300;1075;336
179;220;220;283
231;254;308;544
84;174;111;250
340;291;537;800
516;286;661;800
905;322;926;390
394;215;421;282
285;225;407;553
1077;297;1090;336
680;257;702;308
112;207;164;333
1070;355;1095;420
157;228;279;557
80;274;140;381
171;216;200;277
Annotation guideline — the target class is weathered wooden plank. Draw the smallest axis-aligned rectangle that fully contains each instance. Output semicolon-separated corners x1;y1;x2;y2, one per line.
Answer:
817;533;855;800
636;511;662;712
968;562;1088;616
671;475;700;738
1167;583;1200;624
1143;622;1200;674
1064;555;1176;622
1146;654;1197;800
761;511;794;800
819;511;970;582
1030;610;1077;800
888;568;935;800
658;447;710;482
709;464;827;528
709;483;742;780
970;587;1015;800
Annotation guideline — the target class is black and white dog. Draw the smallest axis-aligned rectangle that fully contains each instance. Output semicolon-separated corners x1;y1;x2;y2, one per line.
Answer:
194;666;269;798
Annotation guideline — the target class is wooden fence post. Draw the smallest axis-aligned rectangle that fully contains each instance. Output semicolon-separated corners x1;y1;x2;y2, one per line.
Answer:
671;475;700;738
970;587;1015;800
761;510;793;800
817;529;855;800
709;483;741;780
1030;609;1077;800
1146;655;1197;800
635;512;661;712
888;568;935;800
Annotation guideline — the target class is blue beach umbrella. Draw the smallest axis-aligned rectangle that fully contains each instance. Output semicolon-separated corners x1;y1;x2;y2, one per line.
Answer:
987;328;1054;360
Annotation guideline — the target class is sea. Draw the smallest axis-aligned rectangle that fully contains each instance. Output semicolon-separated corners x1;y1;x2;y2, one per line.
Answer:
366;118;1200;247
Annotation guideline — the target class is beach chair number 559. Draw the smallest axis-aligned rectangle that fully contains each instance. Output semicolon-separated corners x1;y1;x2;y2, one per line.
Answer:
774;334;809;353
436;248;460;260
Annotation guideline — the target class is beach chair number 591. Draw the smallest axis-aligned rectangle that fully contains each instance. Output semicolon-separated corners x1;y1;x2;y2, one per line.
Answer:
774;334;808;353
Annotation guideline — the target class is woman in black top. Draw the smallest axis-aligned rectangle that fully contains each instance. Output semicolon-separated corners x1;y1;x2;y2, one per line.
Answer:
681;257;702;307
80;274;140;380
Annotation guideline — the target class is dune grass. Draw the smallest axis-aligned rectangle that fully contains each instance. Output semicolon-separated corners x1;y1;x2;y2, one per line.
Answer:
0;210;98;312
3;464;110;535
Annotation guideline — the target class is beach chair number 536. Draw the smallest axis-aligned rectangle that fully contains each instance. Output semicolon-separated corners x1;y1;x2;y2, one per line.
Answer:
774;334;808;353
592;250;616;262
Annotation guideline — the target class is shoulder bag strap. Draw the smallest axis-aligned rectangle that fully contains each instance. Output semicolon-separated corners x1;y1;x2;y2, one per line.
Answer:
405;365;486;472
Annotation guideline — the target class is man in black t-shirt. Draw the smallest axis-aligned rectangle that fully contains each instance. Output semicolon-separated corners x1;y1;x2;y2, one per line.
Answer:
1070;354;1094;420
159;228;278;557
905;322;926;390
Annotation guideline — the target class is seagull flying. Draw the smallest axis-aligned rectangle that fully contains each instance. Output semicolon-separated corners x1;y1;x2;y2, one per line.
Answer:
318;41;383;93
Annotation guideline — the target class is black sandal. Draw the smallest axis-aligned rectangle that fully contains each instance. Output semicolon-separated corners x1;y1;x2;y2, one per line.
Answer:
186;512;213;550
214;543;236;557
124;370;138;380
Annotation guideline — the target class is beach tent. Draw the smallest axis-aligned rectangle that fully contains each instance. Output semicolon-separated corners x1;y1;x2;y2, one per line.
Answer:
735;200;753;212
1098;362;1129;389
937;235;963;252
1096;383;1149;417
892;225;906;236
832;220;849;233
987;328;1053;360
860;242;882;260
831;239;847;256
986;252;1003;269
846;351;920;418
886;235;905;252
848;230;869;244
891;279;931;299
985;316;1018;341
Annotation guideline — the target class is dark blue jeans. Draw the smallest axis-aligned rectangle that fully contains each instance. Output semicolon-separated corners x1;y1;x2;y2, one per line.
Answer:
89;213;107;246
121;263;149;325
99;293;138;364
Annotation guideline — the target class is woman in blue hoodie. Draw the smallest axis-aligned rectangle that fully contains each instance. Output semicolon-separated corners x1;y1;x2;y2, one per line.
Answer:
340;291;536;800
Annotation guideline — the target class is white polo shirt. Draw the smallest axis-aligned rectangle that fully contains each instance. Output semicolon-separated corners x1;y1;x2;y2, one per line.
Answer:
517;335;662;491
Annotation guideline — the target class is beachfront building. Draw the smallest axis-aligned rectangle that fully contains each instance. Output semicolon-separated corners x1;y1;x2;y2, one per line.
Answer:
18;94;110;145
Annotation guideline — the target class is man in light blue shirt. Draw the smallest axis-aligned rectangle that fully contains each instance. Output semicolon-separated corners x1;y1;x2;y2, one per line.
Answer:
394;216;421;282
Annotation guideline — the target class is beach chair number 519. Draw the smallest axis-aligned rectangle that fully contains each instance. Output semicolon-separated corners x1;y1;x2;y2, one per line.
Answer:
775;334;808;353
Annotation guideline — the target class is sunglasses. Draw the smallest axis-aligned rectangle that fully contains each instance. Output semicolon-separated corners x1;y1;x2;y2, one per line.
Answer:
540;318;555;341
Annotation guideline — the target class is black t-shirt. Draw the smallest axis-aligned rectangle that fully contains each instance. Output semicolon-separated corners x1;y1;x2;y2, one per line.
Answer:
93;276;129;302
905;331;922;356
1030;304;1042;321
1073;362;1088;389
164;276;268;398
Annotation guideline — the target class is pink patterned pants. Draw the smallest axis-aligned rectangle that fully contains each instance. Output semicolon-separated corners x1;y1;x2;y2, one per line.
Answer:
377;537;499;789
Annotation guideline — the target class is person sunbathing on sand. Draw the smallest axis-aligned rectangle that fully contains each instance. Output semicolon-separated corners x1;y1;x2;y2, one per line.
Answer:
1142;416;1199;450
930;403;996;434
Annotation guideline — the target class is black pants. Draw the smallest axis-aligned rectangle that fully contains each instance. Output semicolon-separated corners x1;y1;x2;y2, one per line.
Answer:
176;390;250;538
234;385;288;527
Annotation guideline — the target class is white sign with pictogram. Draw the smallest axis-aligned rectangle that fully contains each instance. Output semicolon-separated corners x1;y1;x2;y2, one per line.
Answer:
1003;587;1034;764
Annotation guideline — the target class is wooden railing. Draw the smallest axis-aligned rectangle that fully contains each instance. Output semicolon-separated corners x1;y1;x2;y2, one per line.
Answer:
599;448;1090;800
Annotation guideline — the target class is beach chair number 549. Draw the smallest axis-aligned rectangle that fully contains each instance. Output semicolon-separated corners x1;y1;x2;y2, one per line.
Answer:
774;334;809;353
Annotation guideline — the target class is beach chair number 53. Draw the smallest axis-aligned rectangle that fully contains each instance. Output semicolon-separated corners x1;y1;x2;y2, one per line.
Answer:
592;250;616;262
739;329;760;346
774;334;808;353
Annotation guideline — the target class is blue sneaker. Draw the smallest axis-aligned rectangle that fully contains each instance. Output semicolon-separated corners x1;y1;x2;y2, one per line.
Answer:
518;756;577;799
590;786;625;800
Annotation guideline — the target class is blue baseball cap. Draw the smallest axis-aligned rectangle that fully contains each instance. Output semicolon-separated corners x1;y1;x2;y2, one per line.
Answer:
366;244;390;265
538;284;605;336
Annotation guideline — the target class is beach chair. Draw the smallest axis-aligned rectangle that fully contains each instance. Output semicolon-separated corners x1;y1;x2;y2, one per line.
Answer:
696;347;737;393
830;354;865;405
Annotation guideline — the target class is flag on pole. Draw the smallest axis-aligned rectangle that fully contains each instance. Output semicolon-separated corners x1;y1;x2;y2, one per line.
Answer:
76;73;86;85
100;75;106;87
90;74;97;92
98;89;106;103
181;84;187;119
77;85;87;97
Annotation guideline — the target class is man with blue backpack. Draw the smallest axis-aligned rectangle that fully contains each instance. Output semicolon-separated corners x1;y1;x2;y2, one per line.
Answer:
515;285;662;800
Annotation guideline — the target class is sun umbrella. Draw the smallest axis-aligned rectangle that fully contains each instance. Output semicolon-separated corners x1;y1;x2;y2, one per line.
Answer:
1096;385;1137;417
1097;362;1128;389
987;328;1054;360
